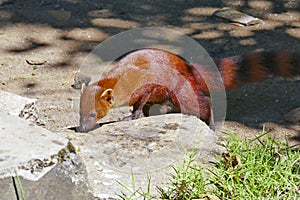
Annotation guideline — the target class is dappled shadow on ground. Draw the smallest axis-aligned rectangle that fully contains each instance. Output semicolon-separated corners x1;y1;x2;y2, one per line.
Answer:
0;0;299;141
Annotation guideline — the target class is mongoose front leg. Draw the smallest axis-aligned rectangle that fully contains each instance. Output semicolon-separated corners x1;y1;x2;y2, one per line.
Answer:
122;91;152;121
123;84;180;121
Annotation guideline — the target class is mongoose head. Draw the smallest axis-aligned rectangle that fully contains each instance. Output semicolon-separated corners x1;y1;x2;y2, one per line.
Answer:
79;83;114;132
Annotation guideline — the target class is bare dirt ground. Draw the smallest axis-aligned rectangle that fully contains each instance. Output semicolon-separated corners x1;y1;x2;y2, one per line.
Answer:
0;0;299;145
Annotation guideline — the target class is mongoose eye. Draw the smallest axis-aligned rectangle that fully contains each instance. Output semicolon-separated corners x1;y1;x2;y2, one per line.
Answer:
90;111;97;118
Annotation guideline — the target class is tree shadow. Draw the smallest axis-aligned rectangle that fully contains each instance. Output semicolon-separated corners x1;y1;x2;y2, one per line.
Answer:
7;38;49;53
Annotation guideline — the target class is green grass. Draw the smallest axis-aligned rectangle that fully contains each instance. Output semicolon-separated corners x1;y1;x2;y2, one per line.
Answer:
117;173;153;199
209;131;300;200
118;130;300;200
157;151;207;199
13;171;26;200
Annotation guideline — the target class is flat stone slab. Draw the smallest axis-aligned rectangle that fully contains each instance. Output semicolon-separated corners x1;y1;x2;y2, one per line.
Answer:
69;113;222;198
0;90;36;116
0;112;68;180
0;162;94;200
0;91;91;199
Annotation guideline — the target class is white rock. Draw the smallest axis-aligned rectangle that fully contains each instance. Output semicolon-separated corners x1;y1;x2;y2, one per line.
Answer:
0;112;68;181
0;90;36;116
70;113;222;198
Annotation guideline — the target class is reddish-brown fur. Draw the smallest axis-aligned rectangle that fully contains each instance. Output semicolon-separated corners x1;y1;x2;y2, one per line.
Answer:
79;48;300;132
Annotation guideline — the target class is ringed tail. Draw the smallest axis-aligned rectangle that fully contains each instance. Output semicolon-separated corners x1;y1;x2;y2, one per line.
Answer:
215;50;300;90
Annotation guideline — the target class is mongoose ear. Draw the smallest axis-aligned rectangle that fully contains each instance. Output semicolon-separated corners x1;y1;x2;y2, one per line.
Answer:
101;89;114;105
81;83;86;94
